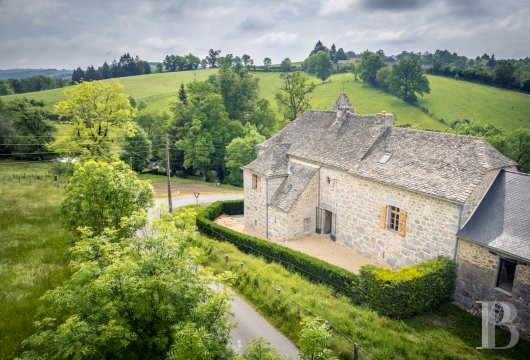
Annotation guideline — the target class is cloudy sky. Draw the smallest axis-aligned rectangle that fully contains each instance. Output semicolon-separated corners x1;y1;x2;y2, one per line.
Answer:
0;0;529;69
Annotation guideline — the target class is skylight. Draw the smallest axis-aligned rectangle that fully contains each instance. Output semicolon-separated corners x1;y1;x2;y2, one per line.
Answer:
379;153;392;164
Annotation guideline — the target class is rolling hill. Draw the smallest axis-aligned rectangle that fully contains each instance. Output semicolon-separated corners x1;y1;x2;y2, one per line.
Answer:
2;70;529;132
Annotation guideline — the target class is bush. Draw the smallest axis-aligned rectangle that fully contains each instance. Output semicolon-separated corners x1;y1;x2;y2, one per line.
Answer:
358;256;456;318
196;201;360;301
197;200;456;318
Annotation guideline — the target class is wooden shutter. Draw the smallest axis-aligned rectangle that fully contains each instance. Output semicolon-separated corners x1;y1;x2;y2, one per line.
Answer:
380;205;387;229
399;210;407;237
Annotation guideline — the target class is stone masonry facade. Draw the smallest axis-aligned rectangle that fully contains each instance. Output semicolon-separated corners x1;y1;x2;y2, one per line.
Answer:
455;239;530;339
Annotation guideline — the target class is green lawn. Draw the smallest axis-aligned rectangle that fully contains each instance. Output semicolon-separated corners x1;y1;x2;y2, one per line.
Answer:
2;70;529;132
0;162;72;360
190;209;530;360
419;75;530;131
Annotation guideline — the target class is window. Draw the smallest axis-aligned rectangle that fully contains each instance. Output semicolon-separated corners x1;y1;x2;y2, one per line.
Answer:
252;174;259;190
303;218;311;235
496;258;516;292
380;204;407;236
388;206;400;232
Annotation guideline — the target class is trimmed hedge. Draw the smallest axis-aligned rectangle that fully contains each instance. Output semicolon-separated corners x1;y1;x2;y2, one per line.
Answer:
359;257;456;318
196;201;361;301
196;200;456;318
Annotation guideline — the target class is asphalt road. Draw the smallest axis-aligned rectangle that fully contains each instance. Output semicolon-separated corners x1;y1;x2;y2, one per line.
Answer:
154;194;299;358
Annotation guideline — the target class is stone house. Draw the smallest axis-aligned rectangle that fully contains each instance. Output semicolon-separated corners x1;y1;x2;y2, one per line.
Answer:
455;170;530;338
243;93;518;268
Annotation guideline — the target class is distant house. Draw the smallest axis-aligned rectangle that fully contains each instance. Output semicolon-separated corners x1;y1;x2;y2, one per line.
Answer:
456;170;530;338
337;59;361;69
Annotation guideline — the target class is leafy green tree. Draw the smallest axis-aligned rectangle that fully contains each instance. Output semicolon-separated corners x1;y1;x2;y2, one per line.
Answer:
206;49;221;68
263;57;272;71
334;48;347;63
48;81;136;161
120;129;152;172
242;338;285;360
135;110;169;162
375;67;393;91
242;54;251;68
184;53;201;70
310;40;328;56
275;71;316;121
299;317;336;360
329;44;336;61
225;127;265;185
19;216;233;360
280;58;292;72
60;160;153;235
155;63;163;73
0;80;14;95
493;60;515;86
248;99;284;138
387;59;430;102
506;128;530;172
304;51;334;82
5;98;55;159
358;50;385;85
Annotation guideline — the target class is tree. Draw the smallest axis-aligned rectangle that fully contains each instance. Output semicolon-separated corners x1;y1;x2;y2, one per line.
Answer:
375;66;393;91
506;128;530;173
120;129;152;172
100;61;111;79
280;58;292;72
0;80;14;95
493;60;515;86
5;98;56;159
248;99;284;138
299;317;336;360
310;40;328;56
135;110;169;162
334;48;347;63
155;63;163;73
60;160;153;235
225;127;265;185
242;54;251;68
329;44;337;61
358;50;385;84
304;51;334;82
179;83;188;105
387;59;430;102
275;71;316;121
206;49;221;68
19;215;233;359
48;81;136;160
263;57;272;71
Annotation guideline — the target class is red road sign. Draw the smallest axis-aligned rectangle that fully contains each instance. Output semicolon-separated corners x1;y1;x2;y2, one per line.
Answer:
194;192;200;198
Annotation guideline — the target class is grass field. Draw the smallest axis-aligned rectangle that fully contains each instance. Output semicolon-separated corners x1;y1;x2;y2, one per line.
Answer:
2;70;529;132
420;75;530;131
0;162;72;360
190;212;530;359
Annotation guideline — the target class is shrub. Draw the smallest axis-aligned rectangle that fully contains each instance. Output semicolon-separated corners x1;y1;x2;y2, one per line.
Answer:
358;256;456;318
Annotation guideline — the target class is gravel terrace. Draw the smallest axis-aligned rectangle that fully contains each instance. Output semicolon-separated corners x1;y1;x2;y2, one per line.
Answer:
215;215;388;273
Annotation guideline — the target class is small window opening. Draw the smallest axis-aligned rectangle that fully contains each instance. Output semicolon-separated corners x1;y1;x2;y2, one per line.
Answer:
496;259;516;292
379;153;392;164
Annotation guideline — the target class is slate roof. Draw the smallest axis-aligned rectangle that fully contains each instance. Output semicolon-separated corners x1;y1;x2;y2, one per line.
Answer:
332;92;353;111
457;171;530;262
269;163;318;212
247;93;517;204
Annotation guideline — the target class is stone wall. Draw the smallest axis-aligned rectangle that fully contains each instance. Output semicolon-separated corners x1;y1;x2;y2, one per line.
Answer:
318;167;462;268
455;239;530;339
268;173;318;241
243;170;285;238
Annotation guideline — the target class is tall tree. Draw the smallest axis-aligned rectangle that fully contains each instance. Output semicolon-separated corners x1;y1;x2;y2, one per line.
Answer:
48;81;136;160
334;48;347;63
493;60;515;86
280;58;292;71
329;44;337;61
310;40;328;56
358;50;386;84
387;59;430;102
206;49;221;68
179;83;188;106
120;129;152;172
224;127;265;185
242;54;251;67
304;51;334;82
275;71;316;121
263;57;272;71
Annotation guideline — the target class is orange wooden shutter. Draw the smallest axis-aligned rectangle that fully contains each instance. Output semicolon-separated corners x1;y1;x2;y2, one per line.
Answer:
399;210;407;237
380;205;387;229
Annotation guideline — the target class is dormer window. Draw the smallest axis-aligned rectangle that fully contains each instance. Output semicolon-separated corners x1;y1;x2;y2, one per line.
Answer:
379;153;392;164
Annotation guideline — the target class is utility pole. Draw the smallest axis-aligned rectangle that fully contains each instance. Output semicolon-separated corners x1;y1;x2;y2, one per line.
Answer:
165;132;173;213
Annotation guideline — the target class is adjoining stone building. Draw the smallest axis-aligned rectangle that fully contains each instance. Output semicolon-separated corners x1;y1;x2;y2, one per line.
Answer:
455;170;530;339
243;93;518;268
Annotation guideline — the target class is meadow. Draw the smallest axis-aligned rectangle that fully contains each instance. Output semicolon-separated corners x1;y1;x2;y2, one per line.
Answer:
3;70;529;131
0;162;72;360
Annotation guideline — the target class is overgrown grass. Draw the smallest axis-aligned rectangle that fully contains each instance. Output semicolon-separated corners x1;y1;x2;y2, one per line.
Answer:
187;208;530;360
0;162;72;360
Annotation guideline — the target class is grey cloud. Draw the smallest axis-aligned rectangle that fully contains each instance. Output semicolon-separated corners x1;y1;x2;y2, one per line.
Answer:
237;17;273;31
359;0;425;11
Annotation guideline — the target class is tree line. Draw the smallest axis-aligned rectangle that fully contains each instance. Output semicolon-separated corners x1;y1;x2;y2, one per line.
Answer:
0;75;69;95
71;53;151;83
